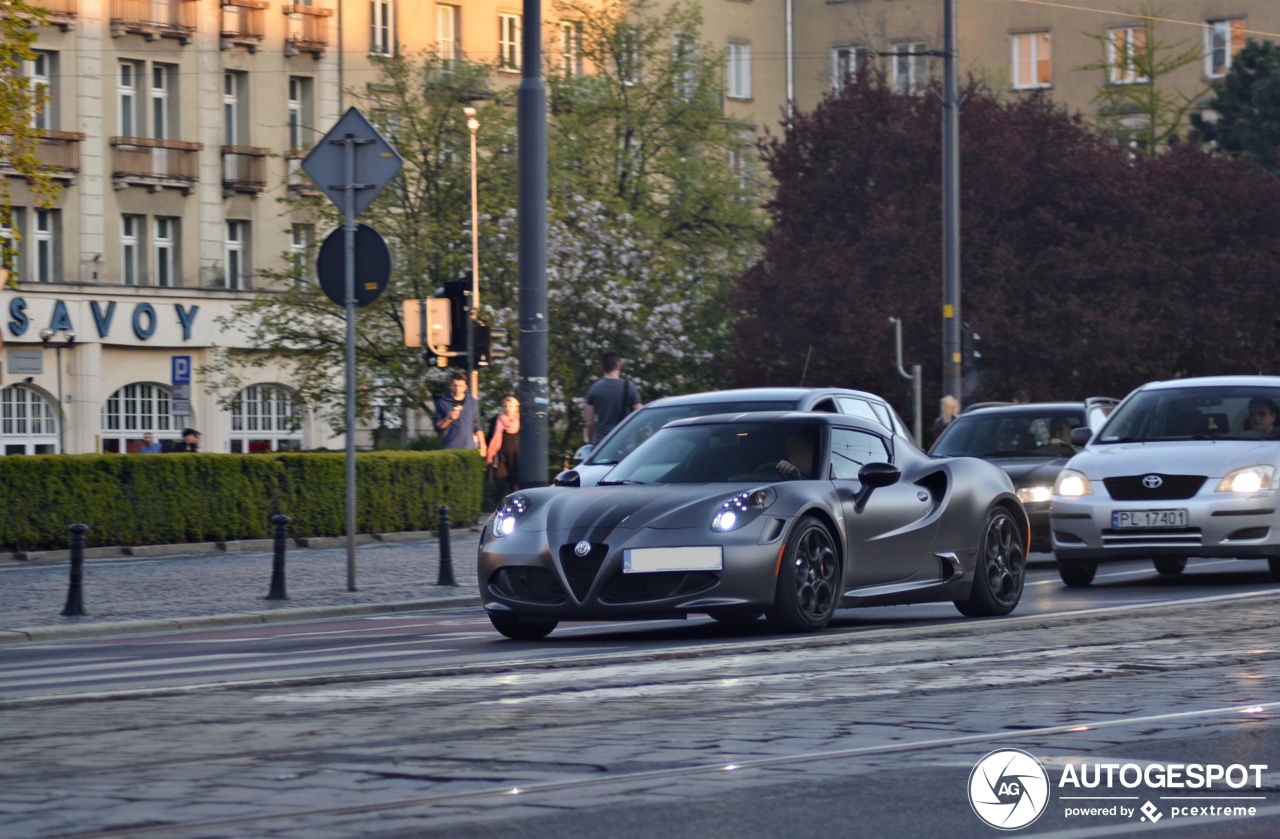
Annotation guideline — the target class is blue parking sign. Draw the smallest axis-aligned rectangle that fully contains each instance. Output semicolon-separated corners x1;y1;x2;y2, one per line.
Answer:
171;355;192;386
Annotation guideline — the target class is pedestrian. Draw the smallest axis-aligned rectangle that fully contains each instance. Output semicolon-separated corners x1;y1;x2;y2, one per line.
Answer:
584;352;642;446
486;395;521;498
434;371;486;451
139;433;162;454
925;395;959;449
177;428;201;452
1011;389;1030;404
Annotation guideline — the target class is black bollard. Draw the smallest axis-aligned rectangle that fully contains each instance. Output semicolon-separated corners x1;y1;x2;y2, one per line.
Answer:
436;504;456;586
266;514;292;600
61;523;89;617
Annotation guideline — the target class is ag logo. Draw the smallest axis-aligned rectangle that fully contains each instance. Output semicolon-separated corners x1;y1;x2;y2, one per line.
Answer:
968;748;1050;830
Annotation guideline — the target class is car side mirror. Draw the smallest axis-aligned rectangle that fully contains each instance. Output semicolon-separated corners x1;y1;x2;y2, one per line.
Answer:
853;462;901;513
572;444;592;465
1069;427;1092;447
553;469;581;488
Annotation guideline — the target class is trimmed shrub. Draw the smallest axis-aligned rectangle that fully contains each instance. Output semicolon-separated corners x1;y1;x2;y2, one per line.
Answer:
0;450;483;551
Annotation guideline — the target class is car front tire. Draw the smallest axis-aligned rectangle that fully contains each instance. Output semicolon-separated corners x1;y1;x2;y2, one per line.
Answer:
1154;557;1187;576
487;611;558;640
766;517;841;633
1058;560;1097;587
955;508;1027;617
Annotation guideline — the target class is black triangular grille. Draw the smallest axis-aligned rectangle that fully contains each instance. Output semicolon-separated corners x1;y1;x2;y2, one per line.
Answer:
559;543;608;601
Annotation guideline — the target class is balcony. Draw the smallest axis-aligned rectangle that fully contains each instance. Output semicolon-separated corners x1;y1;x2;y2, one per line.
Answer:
110;136;202;192
222;146;269;195
222;0;267;52
0;130;85;178
283;4;332;58
110;0;197;44
27;0;78;30
286;152;320;196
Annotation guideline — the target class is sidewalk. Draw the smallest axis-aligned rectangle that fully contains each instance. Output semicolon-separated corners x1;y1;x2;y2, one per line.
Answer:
0;529;484;645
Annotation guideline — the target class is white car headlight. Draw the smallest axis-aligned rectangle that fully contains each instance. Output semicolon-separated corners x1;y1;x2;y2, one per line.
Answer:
1055;469;1093;498
1017;485;1054;505
711;488;775;533
491;494;530;538
1216;466;1276;494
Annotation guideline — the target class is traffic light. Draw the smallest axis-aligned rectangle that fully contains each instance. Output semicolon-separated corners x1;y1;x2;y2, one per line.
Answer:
488;326;509;362
441;280;472;368
962;322;981;366
471;322;509;367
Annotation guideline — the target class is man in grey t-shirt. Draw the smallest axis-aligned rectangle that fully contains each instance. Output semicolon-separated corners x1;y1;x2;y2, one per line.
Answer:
585;352;642;445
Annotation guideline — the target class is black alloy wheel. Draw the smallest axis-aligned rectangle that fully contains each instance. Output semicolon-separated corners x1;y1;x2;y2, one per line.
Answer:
1154;557;1187;576
1058;560;1098;588
766;517;841;633
488;611;558;641
955;508;1027;617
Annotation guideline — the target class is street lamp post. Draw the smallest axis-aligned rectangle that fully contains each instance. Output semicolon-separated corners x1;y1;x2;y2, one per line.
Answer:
463;106;481;398
39;326;75;454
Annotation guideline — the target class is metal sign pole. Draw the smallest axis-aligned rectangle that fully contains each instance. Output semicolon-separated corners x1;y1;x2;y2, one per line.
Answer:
344;134;358;591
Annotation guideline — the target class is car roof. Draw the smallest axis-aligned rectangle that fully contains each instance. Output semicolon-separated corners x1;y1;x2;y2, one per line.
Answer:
664;410;889;433
641;387;887;408
959;402;1089;416
1136;375;1280;391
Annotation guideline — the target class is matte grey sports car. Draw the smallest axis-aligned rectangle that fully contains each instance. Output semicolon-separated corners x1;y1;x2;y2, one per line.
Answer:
478;412;1029;639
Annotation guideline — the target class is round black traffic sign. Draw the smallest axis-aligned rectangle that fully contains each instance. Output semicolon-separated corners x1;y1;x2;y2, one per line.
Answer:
317;224;392;308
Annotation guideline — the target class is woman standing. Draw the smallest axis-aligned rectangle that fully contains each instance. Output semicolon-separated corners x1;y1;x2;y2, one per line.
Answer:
486;395;521;498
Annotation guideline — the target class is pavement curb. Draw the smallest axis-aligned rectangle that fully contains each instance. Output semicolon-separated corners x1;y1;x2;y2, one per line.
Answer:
0;595;483;645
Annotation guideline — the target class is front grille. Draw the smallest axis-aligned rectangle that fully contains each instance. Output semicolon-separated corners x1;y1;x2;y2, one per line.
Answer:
559;543;609;601
599;571;718;604
489;567;567;604
1103;474;1206;501
1102;528;1201;547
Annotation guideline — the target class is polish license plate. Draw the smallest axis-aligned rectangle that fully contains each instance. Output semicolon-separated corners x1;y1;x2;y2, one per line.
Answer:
1111;509;1188;529
623;546;723;574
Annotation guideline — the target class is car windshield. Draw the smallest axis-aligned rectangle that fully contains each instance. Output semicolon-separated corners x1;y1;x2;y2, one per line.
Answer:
1097;385;1280;443
588;400;795;464
601;421;822;484
931;411;1084;458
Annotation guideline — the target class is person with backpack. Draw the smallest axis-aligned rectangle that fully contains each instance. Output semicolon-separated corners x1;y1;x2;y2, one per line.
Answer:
584;352;642;445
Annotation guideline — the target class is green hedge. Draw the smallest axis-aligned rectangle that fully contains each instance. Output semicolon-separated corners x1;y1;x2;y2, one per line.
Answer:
0;450;483;551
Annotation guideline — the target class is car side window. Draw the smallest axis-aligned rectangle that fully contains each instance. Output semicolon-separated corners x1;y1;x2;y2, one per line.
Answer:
836;397;881;425
830;428;890;480
810;398;838;413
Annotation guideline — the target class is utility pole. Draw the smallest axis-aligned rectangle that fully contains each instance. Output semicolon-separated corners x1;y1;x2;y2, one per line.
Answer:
941;0;963;407
518;0;549;487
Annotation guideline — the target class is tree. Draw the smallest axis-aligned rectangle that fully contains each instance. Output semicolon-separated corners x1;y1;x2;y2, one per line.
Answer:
1189;39;1280;174
1;0;60;287
1079;5;1204;159
728;70;1280;413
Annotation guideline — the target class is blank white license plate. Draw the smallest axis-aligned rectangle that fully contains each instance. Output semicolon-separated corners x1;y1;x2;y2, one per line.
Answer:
1111;509;1188;529
623;546;723;574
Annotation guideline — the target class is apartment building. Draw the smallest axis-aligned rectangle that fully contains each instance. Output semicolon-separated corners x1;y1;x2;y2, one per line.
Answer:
0;0;601;454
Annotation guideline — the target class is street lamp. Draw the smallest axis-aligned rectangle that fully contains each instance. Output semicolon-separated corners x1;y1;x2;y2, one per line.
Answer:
39;326;75;454
463;106;481;396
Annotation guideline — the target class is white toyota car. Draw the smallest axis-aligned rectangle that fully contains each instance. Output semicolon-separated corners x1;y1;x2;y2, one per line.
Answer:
1052;376;1280;587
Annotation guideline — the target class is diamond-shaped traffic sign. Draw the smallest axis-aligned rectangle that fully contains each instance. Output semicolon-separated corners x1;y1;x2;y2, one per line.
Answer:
301;107;404;219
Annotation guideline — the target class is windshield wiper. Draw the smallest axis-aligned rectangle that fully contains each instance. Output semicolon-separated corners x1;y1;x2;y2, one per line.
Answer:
589;459;621;466
597;479;649;486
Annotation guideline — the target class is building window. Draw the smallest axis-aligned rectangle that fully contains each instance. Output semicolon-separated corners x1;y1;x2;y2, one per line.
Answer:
1206;19;1245;78
26;51;55;130
673;33;697;99
32;209;56;284
225;221;248;290
2;385;59;455
155;217;177;288
223;72;247;146
118;61;139;136
1108;26;1148;85
499;13;521;71
101;383;177;453
890;43;927;93
561;21;583;77
287;77;313;152
1012;32;1051;89
151;64;173;141
231;384;303;452
831;45;867;91
121;214;141;286
727;41;751;100
436;4;459;62
290;223;312;284
372;0;394;55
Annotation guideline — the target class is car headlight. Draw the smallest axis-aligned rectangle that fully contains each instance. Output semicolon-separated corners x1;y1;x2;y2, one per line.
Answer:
1017;485;1054;505
711;488;775;533
491;494;530;538
1055;469;1093;498
1216;466;1276;494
